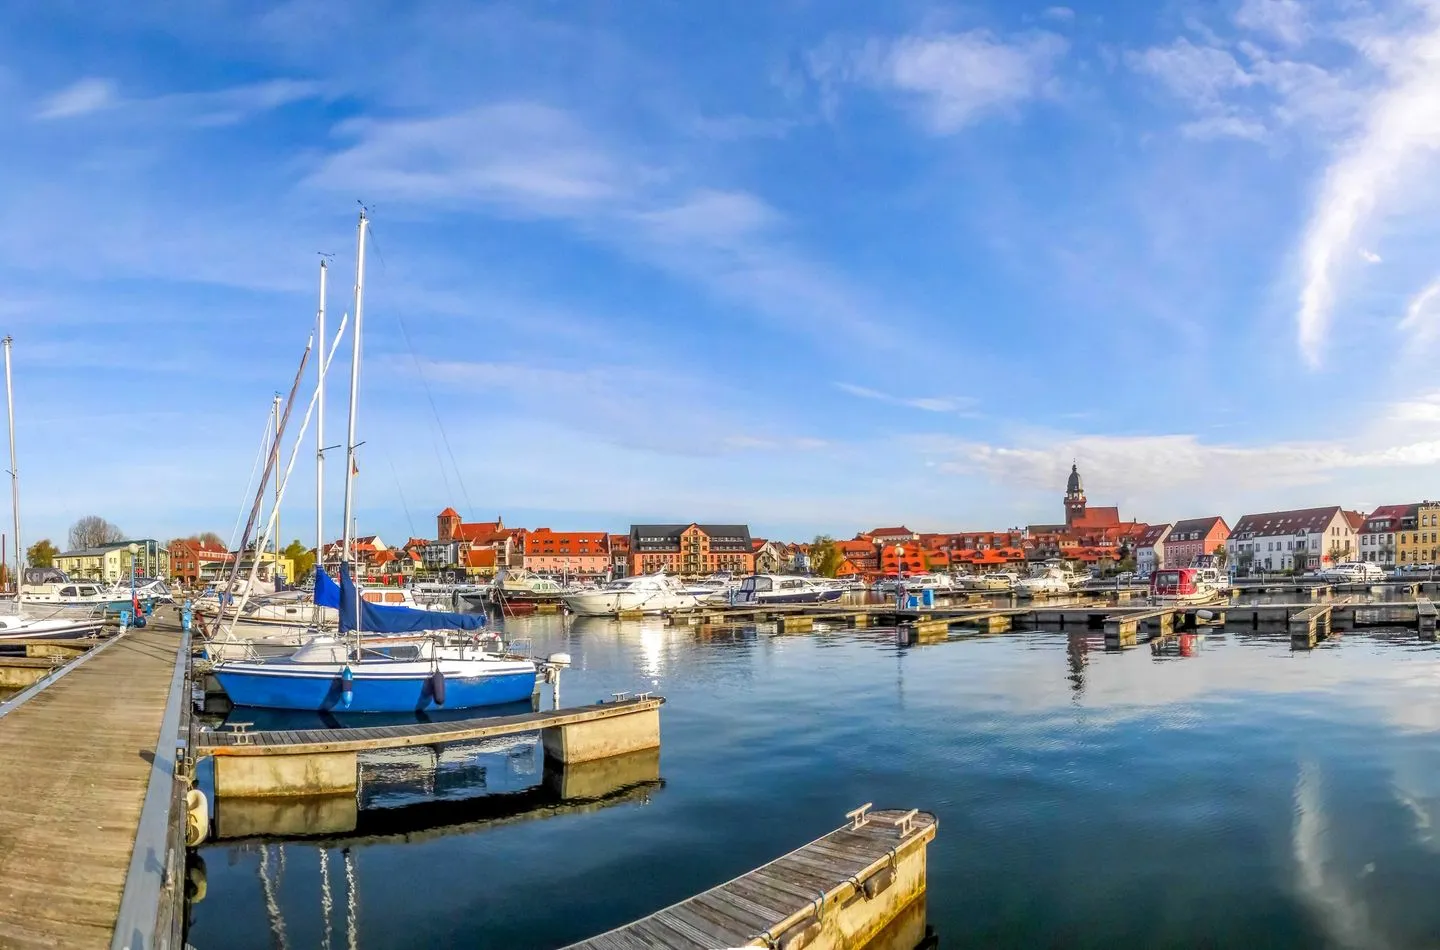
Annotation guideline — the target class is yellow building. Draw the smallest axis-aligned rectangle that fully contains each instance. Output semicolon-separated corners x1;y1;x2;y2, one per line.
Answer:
1415;502;1440;566
53;539;169;583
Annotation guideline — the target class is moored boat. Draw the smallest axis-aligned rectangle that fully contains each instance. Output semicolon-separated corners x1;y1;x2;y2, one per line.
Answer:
1149;566;1226;605
563;573;700;617
731;574;844;606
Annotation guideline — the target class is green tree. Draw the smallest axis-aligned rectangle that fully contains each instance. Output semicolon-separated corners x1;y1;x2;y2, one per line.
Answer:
282;539;316;582
1213;547;1228;569
810;535;843;578
26;539;58;568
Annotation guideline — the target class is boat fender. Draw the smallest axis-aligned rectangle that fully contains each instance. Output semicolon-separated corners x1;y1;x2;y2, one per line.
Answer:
185;788;210;846
340;665;354;708
1195;609;1215;622
431;669;446;705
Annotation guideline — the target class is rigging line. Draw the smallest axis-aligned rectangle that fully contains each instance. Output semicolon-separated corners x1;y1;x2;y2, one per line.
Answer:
388;455;417;540
365;219;473;519
228;414;273;553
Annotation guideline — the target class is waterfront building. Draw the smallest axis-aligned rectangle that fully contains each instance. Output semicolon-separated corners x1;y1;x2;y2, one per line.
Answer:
1226;507;1358;573
609;534;630;578
1417;502;1440;565
521;529;610;577
1164;516;1230;568
1395;503;1430;566
866;526;920;546
1136;524;1171;575
462;548;498;578
1357;505;1411;565
753;539;789;573
54;539;169;583
168;538;232;585
629;524;754;576
837;538;880;574
1026;464;1149;565
432;508;524;570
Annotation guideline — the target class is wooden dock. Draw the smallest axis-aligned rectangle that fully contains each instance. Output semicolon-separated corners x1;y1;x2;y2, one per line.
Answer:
1290;604;1334;649
563;805;937;950
0;623;189;949
198;695;666;799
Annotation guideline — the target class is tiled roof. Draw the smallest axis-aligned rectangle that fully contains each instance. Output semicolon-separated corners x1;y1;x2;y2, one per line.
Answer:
1170;516;1228;541
439;507;460;518
1138;523;1171;546
1231;506;1341;538
1344;510;1367;531
1070;507;1121;529
867;526;916;536
1360;503;1417;534
464;549;497;568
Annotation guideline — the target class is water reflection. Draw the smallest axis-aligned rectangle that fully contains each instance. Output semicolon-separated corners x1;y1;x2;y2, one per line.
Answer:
190;615;1440;949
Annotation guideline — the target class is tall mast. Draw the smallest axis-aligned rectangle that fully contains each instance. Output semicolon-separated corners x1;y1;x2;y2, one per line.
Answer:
272;391;282;562
316;258;327;572
3;337;18;588
341;208;367;562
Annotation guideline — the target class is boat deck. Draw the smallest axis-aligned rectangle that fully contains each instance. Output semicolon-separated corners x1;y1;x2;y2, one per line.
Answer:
0;625;184;949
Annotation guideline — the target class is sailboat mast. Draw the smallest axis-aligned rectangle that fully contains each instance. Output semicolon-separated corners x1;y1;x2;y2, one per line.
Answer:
316;259;327;572
3;337;18;588
341;208;367;563
272;392;282;564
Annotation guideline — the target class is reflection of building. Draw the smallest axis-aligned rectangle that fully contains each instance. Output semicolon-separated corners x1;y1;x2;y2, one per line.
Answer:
629;524;754;576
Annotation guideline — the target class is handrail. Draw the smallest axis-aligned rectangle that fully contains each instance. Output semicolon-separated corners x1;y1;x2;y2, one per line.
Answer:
111;624;192;950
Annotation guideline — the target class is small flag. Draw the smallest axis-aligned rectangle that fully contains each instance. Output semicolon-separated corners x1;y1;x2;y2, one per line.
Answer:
351;457;359;477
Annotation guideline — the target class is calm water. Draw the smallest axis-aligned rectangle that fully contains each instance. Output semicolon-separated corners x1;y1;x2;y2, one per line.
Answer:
188;615;1440;950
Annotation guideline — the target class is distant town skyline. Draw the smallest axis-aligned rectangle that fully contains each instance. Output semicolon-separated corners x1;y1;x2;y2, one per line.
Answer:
5;2;1440;549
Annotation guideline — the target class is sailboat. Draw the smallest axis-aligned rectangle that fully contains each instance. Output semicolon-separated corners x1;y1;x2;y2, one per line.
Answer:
0;337;106;642
210;209;551;710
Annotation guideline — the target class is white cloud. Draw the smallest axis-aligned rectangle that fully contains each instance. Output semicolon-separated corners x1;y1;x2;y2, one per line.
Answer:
835;382;975;414
1235;0;1309;47
1042;7;1075;23
812;29;1067;134
1359;247;1383;263
1399;282;1440;345
1388;389;1440;423
36;77;117;119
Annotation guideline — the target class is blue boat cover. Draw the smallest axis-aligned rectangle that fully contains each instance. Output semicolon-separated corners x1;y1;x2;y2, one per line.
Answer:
315;566;341;608
338;563;486;634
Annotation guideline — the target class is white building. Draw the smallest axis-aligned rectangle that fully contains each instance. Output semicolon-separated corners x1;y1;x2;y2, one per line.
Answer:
1357;504;1412;566
1136;523;1171;576
1226;506;1359;573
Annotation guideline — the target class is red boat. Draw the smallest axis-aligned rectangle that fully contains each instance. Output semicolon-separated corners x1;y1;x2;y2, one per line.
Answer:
1149;566;1224;604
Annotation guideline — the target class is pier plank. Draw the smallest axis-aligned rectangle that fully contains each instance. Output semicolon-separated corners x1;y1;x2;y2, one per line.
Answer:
0;626;183;950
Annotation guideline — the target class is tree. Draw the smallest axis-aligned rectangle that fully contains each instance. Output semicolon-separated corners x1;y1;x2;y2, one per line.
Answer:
68;516;123;551
282;539;316;581
199;531;224;548
1213;546;1228;569
810;535;843;578
1328;541;1352;565
26;539;57;568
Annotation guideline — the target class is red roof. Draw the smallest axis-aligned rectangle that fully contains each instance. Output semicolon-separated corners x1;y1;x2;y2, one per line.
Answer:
1070;507;1122;529
867;526;916;536
439;507;460;518
1232;507;1342;538
1344;510;1367;531
1361;504;1417;534
523;529;608;553
454;522;505;543
464;549;497;568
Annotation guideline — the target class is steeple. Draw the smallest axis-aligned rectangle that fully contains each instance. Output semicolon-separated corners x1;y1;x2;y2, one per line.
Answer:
1064;461;1087;528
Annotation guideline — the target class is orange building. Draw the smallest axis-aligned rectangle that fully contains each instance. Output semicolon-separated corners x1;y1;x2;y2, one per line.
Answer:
629;523;754;576
522;529;610;576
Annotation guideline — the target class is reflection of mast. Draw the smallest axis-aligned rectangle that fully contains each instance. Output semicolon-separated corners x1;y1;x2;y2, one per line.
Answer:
345;847;359;950
320;849;333;950
258;845;289;950
1066;633;1089;696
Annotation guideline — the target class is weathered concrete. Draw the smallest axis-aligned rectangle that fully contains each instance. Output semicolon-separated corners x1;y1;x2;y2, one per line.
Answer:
787;831;929;950
912;619;949;642
542;705;661;764
214;750;358;798
0;660;52;689
214;792;358;839
1418;597;1437;641
776;615;814;633
23;642;90;659
544;746;661;800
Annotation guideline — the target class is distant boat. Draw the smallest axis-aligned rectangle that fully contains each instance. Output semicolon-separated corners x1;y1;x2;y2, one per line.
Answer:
731;574;844;606
563;573;700;617
1150;567;1225;605
1015;566;1082;596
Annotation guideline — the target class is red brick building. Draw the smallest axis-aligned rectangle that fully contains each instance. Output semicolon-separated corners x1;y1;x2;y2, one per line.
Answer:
522;529;610;576
629;523;754;576
1164;516;1230;568
169;538;233;585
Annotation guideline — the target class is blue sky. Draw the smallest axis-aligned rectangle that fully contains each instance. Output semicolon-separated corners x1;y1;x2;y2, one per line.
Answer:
5;0;1440;551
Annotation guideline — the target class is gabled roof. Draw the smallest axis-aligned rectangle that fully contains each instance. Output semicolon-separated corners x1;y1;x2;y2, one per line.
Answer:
867;526;916;536
1360;503;1417;534
1231;506;1341;538
1070;507;1121;529
1138;523;1172;546
1169;516;1228;540
464;549;497;568
1344;510;1367;532
453;521;502;542
439;507;460;518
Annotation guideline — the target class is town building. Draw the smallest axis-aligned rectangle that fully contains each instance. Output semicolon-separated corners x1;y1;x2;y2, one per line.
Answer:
522;529;610;577
629;524;754;576
1226;507;1358;573
837;539;880;575
168;538;233;586
1164;516;1230;568
1358;504;1412;565
753;540;790;573
55;539;169;584
1396;504;1432;566
609;534;630;578
866;526;920;546
1417;502;1440;565
1027;464;1149;566
432;508;524;570
1136;524;1171;576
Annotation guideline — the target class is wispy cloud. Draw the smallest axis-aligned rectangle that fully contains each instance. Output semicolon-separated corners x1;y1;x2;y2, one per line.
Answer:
1399;282;1440;346
1042;7;1075;23
36;77;117;119
1360;248;1383;263
835;382;976;414
810;29;1067;134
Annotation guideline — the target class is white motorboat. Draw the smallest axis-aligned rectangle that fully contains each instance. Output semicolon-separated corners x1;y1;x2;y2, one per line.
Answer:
895;573;955;593
731;574;844;606
0;611;106;643
1015;566;1082;597
562;573;700;617
959;572;1019;592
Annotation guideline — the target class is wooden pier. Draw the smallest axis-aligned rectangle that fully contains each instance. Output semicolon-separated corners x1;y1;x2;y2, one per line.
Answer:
563;805;937;950
0;622;191;949
1289;604;1334;649
198;695;665;799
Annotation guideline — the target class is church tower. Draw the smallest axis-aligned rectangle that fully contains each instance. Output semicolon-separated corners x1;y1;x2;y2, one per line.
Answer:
437;507;462;543
1064;462;1087;529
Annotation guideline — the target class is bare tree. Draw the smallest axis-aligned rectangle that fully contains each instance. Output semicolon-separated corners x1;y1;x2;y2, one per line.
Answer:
198;531;224;548
68;515;124;551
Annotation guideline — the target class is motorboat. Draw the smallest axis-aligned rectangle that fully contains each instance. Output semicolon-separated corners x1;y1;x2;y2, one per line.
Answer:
895;573;955;593
1316;562;1385;583
562;573;700;617
731;574;844;606
1150;567;1226;605
19;568;168;613
0;611;106;645
484;569;568;605
959;572;1019;592
1015;566;1082;597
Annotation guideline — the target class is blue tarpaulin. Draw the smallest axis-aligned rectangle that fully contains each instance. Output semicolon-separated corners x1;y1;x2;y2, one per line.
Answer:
337;563;486;634
315;566;341;608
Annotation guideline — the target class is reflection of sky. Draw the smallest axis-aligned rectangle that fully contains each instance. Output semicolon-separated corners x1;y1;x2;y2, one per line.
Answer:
192;616;1440;949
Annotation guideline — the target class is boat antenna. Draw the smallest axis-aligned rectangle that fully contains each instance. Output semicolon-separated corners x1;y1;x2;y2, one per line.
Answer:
3;336;19;589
